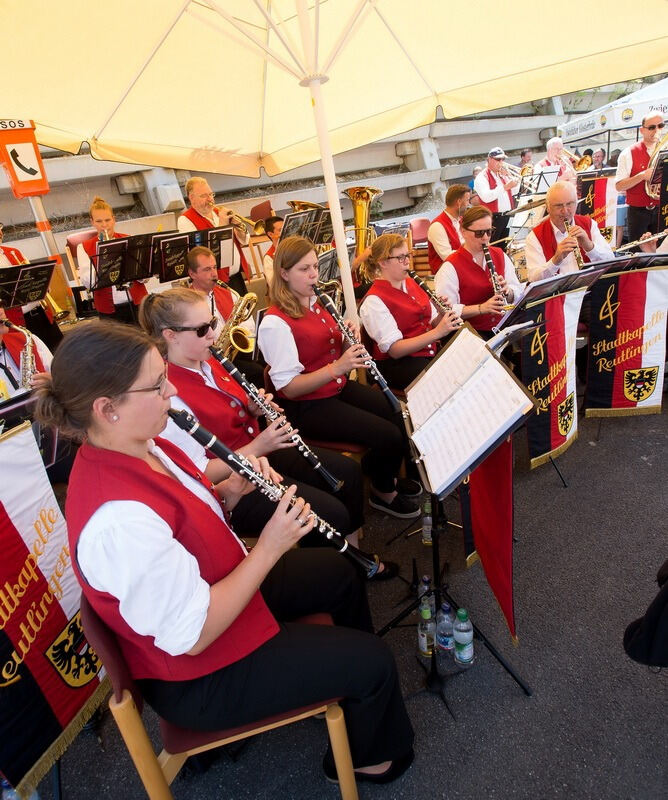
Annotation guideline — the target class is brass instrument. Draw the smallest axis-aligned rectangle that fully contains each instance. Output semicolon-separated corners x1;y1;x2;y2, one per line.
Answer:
215;292;257;358
615;227;668;253
501;162;534;179
562;148;592;172
42;291;70;322
286;200;327;213
1;318;35;389
344;186;382;283
645;131;668;201
229;212;267;236
316;279;343;315
563;219;585;270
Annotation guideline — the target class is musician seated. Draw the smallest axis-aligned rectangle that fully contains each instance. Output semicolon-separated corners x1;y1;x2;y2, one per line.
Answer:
434;207;524;340
427;185;470;274
178;177;250;295
0;309;52;401
524;181;614;283
34;320;415;783
187;245;264;388
359;234;460;391
262;216;284;285
534;137;577;186
76;197;146;325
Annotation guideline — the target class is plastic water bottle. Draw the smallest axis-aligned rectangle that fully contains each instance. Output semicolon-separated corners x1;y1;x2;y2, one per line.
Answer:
417;575;435;616
421;496;432;545
453;607;474;667
417;603;435;657
436;602;455;655
1;778;39;799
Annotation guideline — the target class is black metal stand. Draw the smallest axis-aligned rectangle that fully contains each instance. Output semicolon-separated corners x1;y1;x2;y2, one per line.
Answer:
548;455;568;488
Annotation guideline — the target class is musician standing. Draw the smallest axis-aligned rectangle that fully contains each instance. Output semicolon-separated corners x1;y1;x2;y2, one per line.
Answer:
591;148;607;171
615;114;664;253
434;207;523;338
534;137;577;186
360;234;459;390
178;178;250;294
474;148;520;248
427;185;470;273
524;181;614;282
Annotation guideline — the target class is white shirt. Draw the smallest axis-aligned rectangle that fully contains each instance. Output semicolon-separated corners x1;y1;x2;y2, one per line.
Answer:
76;242;130;306
262;252;274;285
615;142;651;189
359;284;439;354
76;440;247;656
427;212;461;263
0;332;52;401
178;210;250;277
206;286;256;336
433;251;524;316
524;220;615;283
474;168;519;213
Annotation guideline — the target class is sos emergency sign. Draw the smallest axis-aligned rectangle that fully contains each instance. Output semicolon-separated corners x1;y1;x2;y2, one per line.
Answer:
0;119;50;198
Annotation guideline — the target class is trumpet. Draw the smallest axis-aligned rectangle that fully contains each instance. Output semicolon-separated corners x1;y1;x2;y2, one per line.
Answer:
561;148;592;172
215;292;257;358
500;162;534;180
407;269;463;327
563;219;585;269
228;212;267;236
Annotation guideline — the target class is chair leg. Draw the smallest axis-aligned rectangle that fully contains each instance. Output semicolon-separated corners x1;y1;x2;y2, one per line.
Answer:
158;751;189;786
325;704;359;800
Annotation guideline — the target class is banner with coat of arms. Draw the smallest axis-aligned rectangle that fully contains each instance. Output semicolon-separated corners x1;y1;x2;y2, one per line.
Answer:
584;266;668;416
578;175;617;243
0;424;106;795
520;290;586;467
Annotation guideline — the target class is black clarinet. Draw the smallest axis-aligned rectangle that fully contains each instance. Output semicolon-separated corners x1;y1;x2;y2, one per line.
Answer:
312;285;402;414
407;269;463;327
168;408;380;577
208;345;343;492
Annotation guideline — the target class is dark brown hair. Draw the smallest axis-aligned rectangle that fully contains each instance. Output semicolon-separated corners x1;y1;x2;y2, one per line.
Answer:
445;184;471;206
186;246;215;273
461;206;493;229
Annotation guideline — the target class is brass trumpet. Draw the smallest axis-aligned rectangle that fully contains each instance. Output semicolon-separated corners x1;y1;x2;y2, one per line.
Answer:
562;148;592;171
228;213;266;236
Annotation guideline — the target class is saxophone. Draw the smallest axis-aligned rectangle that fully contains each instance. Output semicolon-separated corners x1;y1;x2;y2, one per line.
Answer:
2;319;36;389
214;292;257;358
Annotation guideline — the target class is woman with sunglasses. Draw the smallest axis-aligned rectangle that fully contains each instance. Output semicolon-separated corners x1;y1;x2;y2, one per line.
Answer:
257;236;422;521
359;233;460;391
35;320;414;784
434;206;524;339
139;288;386;572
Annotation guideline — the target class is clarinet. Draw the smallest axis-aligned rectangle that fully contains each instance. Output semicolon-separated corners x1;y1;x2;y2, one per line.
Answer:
168;408;380;577
208;345;343;492
407;269;463;327
481;242;506;298
563;219;585;270
312;285;402;415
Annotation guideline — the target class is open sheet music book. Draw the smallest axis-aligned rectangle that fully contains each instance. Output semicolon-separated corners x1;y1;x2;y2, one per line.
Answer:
405;326;535;498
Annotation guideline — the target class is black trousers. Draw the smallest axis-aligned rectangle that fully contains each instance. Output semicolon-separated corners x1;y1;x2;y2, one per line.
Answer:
375;356;431;391
138;549;414;768
99;302;138;326
627;205;659;243
280;381;404;494
230;444;364;539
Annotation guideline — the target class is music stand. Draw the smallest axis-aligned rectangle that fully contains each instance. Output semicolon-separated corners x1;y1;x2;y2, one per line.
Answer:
280;210;318;241
317;249;339;284
647;151;668;200
376;327;535;710
206;226;237;275
0;258;57;313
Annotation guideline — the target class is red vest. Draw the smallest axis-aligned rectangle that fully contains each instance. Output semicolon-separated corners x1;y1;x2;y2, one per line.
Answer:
167;359;260;452
264;304;346;400
81;233;144;315
266;244;276;260
479;169;516;214
180;207;250;282
1;246;28;325
531;215;593;264
67;440;278;682
428;212;462;273
447;246;507;331
626;142;657;208
364;277;438;360
1;329;47;375
211;283;235;319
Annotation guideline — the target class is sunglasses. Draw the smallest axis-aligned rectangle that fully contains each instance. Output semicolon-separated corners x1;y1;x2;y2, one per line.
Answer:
168;317;219;337
643;122;665;131
465;228;493;238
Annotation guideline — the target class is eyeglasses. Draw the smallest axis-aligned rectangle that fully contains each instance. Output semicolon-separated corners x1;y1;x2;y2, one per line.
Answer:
168;317;219;337
125;372;170;396
386;254;410;263
643;122;665;131
464;228;493;238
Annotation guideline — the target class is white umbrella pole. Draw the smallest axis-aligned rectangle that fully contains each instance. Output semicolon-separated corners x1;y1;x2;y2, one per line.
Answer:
307;78;358;322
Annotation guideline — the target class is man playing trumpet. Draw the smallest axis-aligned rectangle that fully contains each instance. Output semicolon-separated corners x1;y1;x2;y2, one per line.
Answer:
535;137;578;187
474;147;520;248
524;181;614;283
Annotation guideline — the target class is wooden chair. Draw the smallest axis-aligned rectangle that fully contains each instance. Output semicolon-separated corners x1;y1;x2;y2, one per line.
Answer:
80;596;358;800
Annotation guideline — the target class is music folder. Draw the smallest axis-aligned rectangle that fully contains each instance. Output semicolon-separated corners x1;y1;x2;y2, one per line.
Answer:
0;258;57;309
401;324;536;499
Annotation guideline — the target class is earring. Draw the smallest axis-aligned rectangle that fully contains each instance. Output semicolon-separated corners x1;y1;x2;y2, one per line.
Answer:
112;415;119;422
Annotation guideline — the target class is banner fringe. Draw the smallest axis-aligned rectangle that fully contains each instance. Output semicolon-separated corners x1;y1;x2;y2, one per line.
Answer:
585;404;662;418
465;551;480;568
530;429;578;469
16;678;110;800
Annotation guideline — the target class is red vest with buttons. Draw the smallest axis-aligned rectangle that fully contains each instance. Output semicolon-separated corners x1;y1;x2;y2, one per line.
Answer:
428;212;461;273
479;169;516;214
264;304;346;400
531;215;593;264
447;246;507;331
364;277;438;360
81;233;147;315
211;283;235;319
167;360;260;452
626;142;657;208
66;440;279;681
1;329;47;374
180;208;250;282
1;245;29;326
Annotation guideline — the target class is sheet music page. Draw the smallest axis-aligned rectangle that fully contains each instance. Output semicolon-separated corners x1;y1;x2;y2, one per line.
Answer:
406;328;489;430
411;357;533;495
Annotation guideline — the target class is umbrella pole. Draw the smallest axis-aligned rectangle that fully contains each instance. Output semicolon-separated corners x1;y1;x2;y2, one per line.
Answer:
306;78;358;322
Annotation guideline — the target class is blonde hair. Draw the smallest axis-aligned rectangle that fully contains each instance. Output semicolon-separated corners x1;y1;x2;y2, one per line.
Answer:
139;287;209;349
366;233;407;280
270;236;316;319
185;177;207;197
89;196;113;218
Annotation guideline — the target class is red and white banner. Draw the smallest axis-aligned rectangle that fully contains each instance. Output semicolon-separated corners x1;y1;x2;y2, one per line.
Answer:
578;175;616;242
585;266;668;416
0;424;105;794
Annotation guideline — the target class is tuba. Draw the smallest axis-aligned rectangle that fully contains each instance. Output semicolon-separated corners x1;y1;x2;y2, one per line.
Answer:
343;186;382;283
645;131;668;201
215;292;257;358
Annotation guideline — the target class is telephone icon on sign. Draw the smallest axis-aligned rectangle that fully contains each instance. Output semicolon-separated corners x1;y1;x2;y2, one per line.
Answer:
10;147;38;176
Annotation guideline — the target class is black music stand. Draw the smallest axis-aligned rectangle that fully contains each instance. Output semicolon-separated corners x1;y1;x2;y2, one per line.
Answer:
376;327;535;712
90;238;140;320
0;258;57;312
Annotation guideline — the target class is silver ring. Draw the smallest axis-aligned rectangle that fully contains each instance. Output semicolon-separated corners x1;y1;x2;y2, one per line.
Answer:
297;517;305;525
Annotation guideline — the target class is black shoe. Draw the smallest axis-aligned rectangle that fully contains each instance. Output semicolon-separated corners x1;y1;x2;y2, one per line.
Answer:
369;493;420;519
395;477;423;498
367;560;399;581
323;748;415;785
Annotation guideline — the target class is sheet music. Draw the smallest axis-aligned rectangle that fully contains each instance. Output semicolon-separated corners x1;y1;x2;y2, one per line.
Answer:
406;327;489;429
